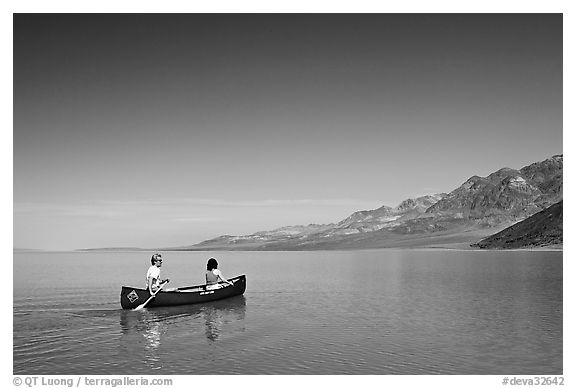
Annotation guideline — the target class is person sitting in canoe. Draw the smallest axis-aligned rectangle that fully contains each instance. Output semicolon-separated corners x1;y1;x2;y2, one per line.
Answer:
206;257;234;290
146;253;170;293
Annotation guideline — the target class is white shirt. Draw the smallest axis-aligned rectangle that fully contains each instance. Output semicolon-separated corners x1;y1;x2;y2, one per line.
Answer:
146;265;161;289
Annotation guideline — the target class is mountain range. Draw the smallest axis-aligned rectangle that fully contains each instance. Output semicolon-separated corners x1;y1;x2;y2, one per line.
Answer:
172;155;563;251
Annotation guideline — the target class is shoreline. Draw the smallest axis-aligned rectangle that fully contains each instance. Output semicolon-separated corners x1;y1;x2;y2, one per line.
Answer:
14;245;563;254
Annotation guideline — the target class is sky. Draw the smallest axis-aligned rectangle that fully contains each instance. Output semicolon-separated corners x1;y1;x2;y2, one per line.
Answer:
13;13;563;250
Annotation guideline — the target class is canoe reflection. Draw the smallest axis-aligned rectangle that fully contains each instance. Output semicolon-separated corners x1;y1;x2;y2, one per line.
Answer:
120;296;246;353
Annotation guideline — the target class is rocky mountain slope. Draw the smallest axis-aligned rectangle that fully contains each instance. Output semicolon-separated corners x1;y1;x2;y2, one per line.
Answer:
471;201;563;249
426;155;562;224
182;155;562;250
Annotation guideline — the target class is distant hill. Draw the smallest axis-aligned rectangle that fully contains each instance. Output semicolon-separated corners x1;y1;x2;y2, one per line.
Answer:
175;155;563;251
471;201;563;249
13;248;47;252
77;247;148;252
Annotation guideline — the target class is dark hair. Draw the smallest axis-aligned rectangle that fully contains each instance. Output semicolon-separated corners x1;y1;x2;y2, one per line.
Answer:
207;257;218;271
151;253;162;265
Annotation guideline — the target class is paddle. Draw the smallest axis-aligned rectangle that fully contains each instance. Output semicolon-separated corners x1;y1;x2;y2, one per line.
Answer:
133;280;169;311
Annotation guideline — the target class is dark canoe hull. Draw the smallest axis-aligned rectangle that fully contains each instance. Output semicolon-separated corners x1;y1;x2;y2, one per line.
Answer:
120;274;246;309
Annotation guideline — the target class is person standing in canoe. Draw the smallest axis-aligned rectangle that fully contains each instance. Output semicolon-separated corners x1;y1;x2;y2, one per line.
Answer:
206;257;234;290
146;253;170;294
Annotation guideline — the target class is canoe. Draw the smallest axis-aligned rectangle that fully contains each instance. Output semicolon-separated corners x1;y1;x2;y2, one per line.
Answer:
120;274;246;310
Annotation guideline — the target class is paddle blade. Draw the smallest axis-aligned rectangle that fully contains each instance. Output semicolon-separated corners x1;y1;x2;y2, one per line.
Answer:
133;295;154;311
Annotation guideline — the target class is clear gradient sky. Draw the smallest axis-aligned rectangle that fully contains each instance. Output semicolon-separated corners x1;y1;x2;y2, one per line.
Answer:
13;14;563;250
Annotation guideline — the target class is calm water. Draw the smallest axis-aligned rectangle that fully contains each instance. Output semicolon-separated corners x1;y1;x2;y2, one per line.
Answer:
13;250;562;375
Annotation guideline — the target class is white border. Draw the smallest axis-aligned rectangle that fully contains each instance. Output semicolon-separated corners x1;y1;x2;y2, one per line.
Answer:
5;3;572;387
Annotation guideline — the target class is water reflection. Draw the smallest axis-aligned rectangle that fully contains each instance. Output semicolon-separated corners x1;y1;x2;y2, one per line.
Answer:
202;297;246;341
119;296;246;366
202;298;247;341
